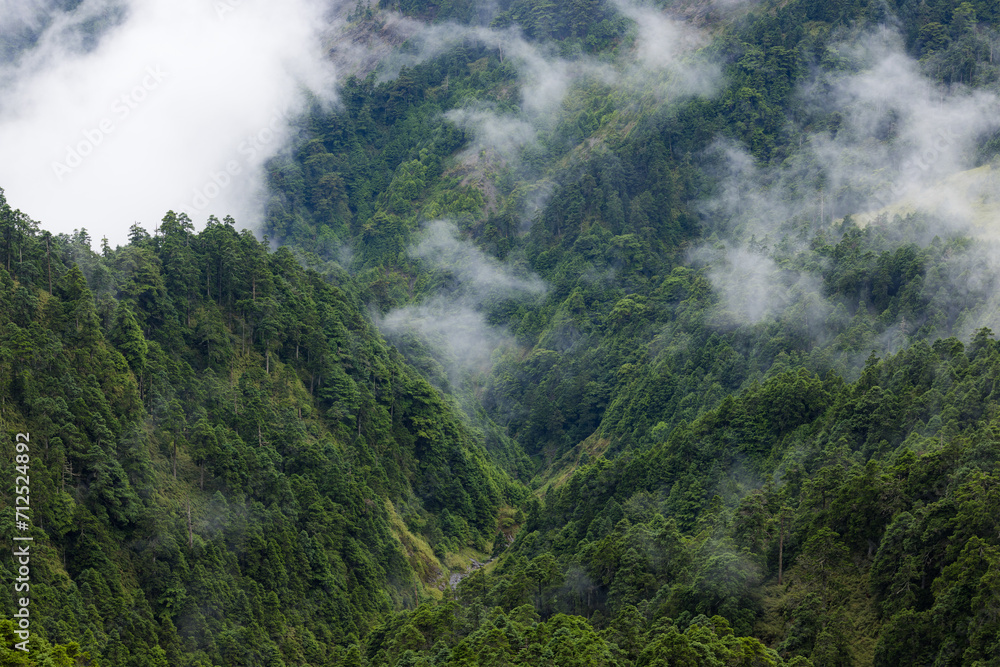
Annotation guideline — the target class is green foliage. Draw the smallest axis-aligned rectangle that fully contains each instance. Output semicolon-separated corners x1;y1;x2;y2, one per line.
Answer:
0;212;520;665
7;0;1000;664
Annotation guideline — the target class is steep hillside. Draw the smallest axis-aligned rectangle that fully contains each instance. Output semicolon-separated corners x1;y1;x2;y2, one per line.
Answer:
4;0;1000;664
257;0;1000;665
0;195;524;664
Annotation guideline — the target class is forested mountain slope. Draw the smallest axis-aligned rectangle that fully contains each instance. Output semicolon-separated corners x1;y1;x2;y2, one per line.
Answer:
3;0;1000;665
0;198;523;665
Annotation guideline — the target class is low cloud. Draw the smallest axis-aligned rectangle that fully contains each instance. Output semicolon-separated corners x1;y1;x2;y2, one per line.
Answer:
0;0;56;41
380;299;510;373
413;219;545;294
698;27;1000;350
0;0;722;247
704;29;1000;243
379;220;544;376
0;0;337;246
613;0;718;97
356;1;719;172
701;247;826;326
444;106;538;165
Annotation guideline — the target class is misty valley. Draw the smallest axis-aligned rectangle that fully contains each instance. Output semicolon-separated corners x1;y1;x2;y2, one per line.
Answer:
3;0;1000;665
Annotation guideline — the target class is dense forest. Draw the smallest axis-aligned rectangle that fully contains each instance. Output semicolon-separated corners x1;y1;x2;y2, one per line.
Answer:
4;0;1000;665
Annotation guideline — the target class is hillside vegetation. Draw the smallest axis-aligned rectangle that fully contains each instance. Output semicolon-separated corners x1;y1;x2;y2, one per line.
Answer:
4;0;1000;665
